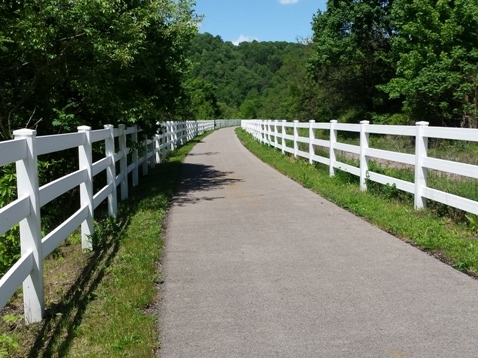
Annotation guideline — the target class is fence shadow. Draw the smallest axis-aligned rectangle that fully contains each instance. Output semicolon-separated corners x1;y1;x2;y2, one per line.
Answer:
26;161;173;357
27;227;123;357
172;163;243;207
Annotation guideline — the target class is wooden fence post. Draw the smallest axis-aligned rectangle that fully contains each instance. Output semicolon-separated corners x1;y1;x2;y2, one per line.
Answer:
118;124;128;200
104;124;117;217
13;129;44;324
142;134;149;176
293;120;299;158
329;120;337;177
274;120;278;148
149;135;155;169
281;120;286;154
309;120;315;164
132;125;139;186
78;126;94;251
360;120;370;191
415;121;429;209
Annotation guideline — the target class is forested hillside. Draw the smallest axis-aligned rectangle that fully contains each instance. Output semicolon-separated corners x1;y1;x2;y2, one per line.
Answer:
190;0;478;128
186;33;322;121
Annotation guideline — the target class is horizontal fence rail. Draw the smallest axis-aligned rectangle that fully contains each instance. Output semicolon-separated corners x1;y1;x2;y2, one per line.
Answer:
242;119;478;216
0;119;239;324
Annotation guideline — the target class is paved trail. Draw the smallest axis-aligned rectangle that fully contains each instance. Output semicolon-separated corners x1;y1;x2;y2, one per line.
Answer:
159;127;478;358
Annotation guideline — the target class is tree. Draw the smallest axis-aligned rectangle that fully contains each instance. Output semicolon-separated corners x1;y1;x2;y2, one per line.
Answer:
382;0;478;127
183;78;221;119
0;0;200;140
308;0;398;122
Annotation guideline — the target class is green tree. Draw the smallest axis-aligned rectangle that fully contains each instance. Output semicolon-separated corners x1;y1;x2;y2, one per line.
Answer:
184;78;221;119
0;0;199;140
308;0;398;122
382;0;478;127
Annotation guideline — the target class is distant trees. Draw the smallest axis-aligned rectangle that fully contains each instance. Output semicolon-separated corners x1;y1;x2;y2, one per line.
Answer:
187;33;317;120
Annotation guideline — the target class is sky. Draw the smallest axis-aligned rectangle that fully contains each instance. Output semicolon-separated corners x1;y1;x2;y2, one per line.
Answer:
194;0;328;45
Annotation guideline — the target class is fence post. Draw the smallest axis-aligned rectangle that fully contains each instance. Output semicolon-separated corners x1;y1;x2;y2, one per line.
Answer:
118;124;128;201
104;124;117;217
267;120;272;145
293;120;299;158
414;121;429;209
149;135;155;169
142;134;149;176
309;120;315;164
329;120;337;177
281;120;286;154
13;129;44;324
274;120;278;148
78;126;94;251
360;121;370;191
132;125;139;186
172;122;178;150
155;134;161;164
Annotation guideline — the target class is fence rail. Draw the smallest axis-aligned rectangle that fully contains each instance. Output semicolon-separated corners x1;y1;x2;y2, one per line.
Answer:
0;119;239;324
242;119;478;216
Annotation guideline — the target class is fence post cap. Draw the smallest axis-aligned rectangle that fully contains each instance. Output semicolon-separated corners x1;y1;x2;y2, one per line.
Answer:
330;119;338;123
360;120;370;125
104;124;114;129
309;120;316;123
416;121;429;126
293;120;299;123
77;126;91;131
13;128;36;137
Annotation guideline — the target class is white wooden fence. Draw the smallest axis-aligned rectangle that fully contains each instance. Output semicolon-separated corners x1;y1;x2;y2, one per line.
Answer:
0;119;239;324
242;119;478;215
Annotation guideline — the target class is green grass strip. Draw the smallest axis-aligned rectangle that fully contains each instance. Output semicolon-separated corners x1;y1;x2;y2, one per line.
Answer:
236;128;478;277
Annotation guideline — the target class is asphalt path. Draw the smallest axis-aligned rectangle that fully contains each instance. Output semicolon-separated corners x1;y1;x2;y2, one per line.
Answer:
159;127;478;358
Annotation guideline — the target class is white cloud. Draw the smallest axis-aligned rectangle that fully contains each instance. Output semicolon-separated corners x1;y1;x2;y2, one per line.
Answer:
278;0;299;4
232;35;258;46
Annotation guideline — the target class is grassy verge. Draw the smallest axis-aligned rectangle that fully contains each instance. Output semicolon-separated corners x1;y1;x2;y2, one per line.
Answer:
236;128;478;277
0;132;210;357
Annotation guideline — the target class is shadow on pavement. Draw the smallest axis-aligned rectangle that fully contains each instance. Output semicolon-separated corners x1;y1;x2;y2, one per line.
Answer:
172;163;242;206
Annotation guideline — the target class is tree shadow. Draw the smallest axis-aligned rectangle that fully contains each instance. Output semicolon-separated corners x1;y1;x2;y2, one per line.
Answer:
26;160;178;357
172;163;243;207
187;151;219;157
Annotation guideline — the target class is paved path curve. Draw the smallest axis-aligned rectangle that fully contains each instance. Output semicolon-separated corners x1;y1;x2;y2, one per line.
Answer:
159;127;478;358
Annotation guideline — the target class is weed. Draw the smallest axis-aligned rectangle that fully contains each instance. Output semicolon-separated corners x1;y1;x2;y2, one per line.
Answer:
466;214;478;234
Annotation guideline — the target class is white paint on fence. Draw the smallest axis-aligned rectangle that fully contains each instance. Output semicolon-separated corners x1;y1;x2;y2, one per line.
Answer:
242;119;478;215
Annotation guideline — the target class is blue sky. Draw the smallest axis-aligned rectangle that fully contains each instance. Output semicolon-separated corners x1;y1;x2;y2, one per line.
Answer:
194;0;327;44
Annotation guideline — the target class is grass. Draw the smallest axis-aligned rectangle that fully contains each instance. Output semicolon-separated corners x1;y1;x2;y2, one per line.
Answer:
236;128;478;277
0;132;211;357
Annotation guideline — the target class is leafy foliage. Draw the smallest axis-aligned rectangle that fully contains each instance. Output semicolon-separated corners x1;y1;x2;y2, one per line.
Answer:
382;0;478;127
187;33;318;120
0;0;200;140
308;0;399;123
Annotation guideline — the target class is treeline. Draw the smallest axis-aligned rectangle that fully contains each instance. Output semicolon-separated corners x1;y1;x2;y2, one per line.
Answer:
309;0;478;127
0;0;199;141
190;0;478;127
186;33;321;121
